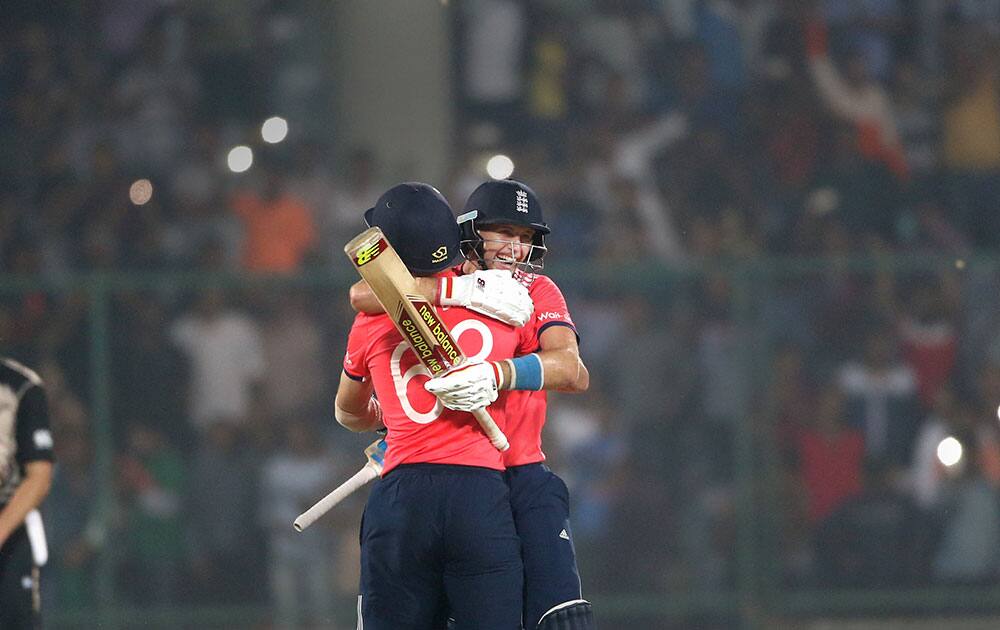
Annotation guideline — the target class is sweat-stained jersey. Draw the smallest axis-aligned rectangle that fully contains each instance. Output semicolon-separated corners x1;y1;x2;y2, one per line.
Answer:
343;298;522;475
501;274;578;467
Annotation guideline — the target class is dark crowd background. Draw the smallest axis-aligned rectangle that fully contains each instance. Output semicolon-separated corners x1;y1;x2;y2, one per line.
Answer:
2;1;1000;628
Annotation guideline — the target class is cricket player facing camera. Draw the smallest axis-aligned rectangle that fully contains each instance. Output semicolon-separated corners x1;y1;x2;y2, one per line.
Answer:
351;179;595;629
336;182;526;629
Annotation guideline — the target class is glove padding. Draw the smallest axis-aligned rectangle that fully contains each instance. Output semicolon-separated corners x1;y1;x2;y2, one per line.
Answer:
439;270;533;327
424;361;499;412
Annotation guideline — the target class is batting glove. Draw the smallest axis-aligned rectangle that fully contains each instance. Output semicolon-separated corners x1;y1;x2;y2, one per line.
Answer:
438;270;533;327
424;361;502;412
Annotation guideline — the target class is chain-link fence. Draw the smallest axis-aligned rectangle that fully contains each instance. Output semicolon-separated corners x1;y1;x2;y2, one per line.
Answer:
5;255;1000;629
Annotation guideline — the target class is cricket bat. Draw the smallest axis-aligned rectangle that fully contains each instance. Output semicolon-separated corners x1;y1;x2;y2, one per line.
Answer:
294;438;386;532
344;226;509;451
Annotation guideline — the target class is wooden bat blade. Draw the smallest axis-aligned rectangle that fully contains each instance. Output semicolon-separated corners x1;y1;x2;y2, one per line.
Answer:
345;226;460;376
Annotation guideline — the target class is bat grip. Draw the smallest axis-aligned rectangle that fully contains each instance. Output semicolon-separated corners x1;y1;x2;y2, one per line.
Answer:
473;407;509;452
293;464;379;532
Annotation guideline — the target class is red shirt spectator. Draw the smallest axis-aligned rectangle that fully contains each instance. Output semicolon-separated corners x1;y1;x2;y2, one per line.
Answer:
797;385;865;524
899;318;957;409
898;282;958;409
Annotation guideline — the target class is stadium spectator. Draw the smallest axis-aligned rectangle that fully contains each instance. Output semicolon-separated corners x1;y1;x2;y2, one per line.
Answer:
796;383;865;525
117;422;186;604
187;422;263;605
457;0;528;137
806;16;908;181
259;291;329;423
896;277;959;410
821;0;902;82
110;13;198;178
910;385;965;511
890;60;939;187
259;418;338;630
41;391;97;614
695;273;751;479
814;458;920;587
837;324;922;467
318;146;381;260
168;290;266;434
940;37;1000;247
230;162;318;274
112;296;189;447
930;428;1000;584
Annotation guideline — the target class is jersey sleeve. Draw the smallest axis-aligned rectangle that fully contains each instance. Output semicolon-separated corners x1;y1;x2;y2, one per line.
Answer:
16;384;54;465
517;276;578;354
343;313;371;381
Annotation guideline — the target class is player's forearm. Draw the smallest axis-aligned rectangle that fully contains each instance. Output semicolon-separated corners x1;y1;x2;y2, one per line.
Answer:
0;461;52;544
335;375;383;432
537;348;589;392
534;324;589;392
335;396;383;432
496;349;589;393
350;278;437;314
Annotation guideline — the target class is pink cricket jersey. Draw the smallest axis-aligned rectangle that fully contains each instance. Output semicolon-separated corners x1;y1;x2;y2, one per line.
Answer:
502;274;578;467
343;297;522;475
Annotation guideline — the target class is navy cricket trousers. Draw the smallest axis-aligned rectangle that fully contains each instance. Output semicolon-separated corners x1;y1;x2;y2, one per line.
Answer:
505;463;583;629
359;464;523;630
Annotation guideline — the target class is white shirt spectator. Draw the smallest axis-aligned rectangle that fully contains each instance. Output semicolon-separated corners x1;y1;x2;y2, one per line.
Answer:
614;113;689;265
259;421;340;628
170;309;265;429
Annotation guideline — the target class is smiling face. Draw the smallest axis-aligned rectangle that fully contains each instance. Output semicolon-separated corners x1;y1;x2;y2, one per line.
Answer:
476;224;537;271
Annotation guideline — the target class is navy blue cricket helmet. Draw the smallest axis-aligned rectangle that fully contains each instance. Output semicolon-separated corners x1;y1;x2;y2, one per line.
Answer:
364;182;460;275
457;179;549;268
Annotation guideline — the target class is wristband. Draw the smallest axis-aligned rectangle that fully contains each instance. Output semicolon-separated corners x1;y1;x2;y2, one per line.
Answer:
507;354;544;391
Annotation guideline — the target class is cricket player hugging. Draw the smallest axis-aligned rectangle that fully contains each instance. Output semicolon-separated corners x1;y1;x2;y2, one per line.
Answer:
351;179;596;629
337;182;528;629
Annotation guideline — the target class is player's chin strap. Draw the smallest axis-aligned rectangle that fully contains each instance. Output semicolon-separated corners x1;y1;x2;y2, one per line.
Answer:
537;599;595;629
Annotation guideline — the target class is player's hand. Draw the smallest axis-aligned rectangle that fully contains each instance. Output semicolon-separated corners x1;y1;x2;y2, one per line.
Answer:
424;361;500;412
438;270;533;326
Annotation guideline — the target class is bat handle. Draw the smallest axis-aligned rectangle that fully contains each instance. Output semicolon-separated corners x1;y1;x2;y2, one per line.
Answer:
473;407;509;452
293;464;379;532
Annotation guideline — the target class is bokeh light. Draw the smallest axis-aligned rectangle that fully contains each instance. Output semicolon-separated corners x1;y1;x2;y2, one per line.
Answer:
128;179;153;206
937;436;964;467
486;154;514;180
227;145;254;173
261;116;289;144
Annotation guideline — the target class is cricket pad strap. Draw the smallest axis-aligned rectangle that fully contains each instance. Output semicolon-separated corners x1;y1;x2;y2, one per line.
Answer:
537;599;595;630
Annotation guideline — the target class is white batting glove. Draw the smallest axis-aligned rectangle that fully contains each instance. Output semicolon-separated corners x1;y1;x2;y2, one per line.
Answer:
424;361;502;412
438;270;533;327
